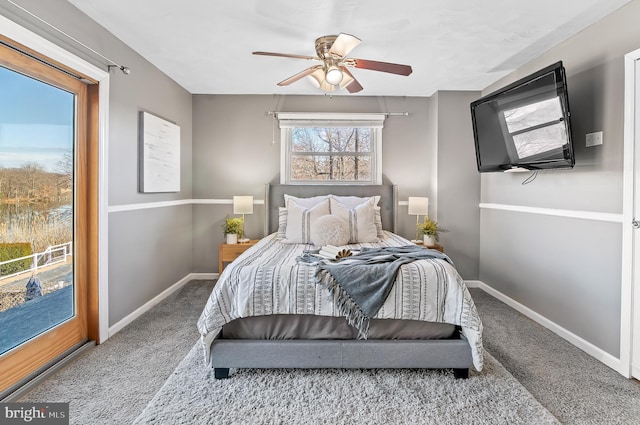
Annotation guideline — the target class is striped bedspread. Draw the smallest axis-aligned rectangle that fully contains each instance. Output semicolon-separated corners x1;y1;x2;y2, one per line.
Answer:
197;231;484;371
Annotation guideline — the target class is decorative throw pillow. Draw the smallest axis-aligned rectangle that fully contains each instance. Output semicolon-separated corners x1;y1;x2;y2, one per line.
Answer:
329;195;380;209
310;215;350;247
374;206;384;238
284;194;329;208
275;207;287;239
283;199;330;244
329;195;384;237
330;198;379;243
279;195;330;240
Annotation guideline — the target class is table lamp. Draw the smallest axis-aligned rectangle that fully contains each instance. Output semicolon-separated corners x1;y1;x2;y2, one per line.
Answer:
233;195;253;243
408;196;429;242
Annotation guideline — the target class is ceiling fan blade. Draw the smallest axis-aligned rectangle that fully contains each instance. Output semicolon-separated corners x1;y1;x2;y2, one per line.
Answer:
339;67;363;93
328;33;361;58
253;51;317;61
277;65;323;86
353;58;413;76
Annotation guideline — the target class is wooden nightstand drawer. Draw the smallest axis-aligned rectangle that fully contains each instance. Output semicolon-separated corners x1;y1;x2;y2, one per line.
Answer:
219;240;258;272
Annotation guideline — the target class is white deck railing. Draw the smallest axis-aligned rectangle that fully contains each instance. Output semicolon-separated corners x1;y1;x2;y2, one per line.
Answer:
0;242;72;281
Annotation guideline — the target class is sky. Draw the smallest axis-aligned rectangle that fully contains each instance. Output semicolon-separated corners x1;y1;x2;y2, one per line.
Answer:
0;65;74;172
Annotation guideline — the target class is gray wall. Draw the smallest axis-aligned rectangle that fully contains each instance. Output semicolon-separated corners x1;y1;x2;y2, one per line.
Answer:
433;91;482;280
478;0;640;357
192;94;480;278
0;0;194;327
192;95;432;272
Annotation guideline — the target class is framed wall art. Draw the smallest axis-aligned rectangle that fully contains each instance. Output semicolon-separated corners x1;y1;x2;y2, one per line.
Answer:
139;111;180;193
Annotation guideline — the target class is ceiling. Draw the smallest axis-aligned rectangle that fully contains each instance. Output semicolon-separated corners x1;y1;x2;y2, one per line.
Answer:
68;0;631;97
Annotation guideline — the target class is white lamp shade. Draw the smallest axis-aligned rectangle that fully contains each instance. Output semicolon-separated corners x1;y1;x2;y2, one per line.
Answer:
325;66;344;85
233;196;254;215
308;68;336;92
407;197;429;216
307;71;321;88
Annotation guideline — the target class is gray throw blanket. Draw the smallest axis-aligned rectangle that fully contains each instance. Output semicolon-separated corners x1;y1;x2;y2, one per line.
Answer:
298;246;453;338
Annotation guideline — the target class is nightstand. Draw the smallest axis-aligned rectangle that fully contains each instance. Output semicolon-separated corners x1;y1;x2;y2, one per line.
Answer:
218;240;258;272
414;241;444;253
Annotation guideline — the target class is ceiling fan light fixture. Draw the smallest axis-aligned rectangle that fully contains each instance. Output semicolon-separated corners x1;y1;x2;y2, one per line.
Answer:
325;66;343;85
308;69;322;88
320;81;336;92
254;33;412;95
309;68;335;92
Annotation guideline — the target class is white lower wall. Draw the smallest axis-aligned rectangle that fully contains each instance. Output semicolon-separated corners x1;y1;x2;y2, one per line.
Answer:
479;204;623;359
108;272;217;337
466;280;625;375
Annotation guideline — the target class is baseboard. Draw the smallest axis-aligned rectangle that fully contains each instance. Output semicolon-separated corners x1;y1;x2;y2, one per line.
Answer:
471;280;625;376
633;362;640;380
464;280;482;288
190;272;218;280
108;274;194;337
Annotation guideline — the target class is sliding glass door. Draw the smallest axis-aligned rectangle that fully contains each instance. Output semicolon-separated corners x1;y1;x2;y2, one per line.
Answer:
0;39;97;395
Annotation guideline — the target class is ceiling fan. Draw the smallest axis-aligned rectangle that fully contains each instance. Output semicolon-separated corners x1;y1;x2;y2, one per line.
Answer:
253;33;413;93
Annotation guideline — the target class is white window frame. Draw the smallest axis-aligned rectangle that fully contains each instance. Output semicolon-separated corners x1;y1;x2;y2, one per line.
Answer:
279;112;385;184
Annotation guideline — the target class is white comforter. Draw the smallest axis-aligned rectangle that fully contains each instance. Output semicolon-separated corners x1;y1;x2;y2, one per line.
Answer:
197;231;484;370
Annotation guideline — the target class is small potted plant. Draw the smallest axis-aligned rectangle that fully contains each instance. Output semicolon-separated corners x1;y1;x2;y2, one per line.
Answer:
222;217;244;244
417;217;446;246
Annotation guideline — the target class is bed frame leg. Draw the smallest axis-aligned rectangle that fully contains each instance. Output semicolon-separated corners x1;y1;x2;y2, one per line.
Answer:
453;368;469;379
214;368;230;379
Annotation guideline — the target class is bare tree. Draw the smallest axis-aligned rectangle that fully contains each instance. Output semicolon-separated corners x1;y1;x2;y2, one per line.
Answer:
290;127;373;181
55;152;73;197
21;162;45;198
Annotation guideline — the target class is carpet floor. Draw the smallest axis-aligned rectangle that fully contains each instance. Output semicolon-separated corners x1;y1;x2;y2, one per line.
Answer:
18;280;216;425
133;343;557;424
15;280;640;424
470;288;640;424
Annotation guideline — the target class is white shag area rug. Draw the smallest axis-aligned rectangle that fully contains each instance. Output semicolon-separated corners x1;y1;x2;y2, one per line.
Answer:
133;343;558;425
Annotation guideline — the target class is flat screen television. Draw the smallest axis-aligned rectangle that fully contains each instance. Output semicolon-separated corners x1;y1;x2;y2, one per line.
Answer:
470;61;574;173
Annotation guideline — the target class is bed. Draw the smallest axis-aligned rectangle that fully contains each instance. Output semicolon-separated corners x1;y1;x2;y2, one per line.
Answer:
197;184;483;379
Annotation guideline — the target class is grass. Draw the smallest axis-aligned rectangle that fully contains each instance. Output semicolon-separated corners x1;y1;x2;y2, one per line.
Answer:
0;213;71;253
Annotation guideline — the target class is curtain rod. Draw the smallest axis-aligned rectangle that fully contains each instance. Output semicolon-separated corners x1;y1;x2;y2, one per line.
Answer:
267;111;409;117
6;0;131;75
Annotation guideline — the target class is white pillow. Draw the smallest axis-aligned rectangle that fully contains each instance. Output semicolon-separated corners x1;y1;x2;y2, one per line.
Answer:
374;206;383;238
310;215;350;246
278;194;384;239
275;207;287;239
329;195;380;209
329;195;383;237
283;199;330;244
277;195;328;239
284;194;329;208
330;198;379;243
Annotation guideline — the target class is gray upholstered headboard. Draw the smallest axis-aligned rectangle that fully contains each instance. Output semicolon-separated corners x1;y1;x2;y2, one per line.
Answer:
264;184;398;235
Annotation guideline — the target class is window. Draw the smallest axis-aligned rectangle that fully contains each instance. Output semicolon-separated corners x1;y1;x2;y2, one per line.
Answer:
279;113;385;184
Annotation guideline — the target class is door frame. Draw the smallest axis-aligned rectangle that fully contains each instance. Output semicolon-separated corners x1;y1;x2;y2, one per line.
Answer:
622;46;640;379
0;16;110;341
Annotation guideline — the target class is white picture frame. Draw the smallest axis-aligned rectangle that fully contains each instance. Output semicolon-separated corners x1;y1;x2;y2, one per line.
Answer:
139;111;180;193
